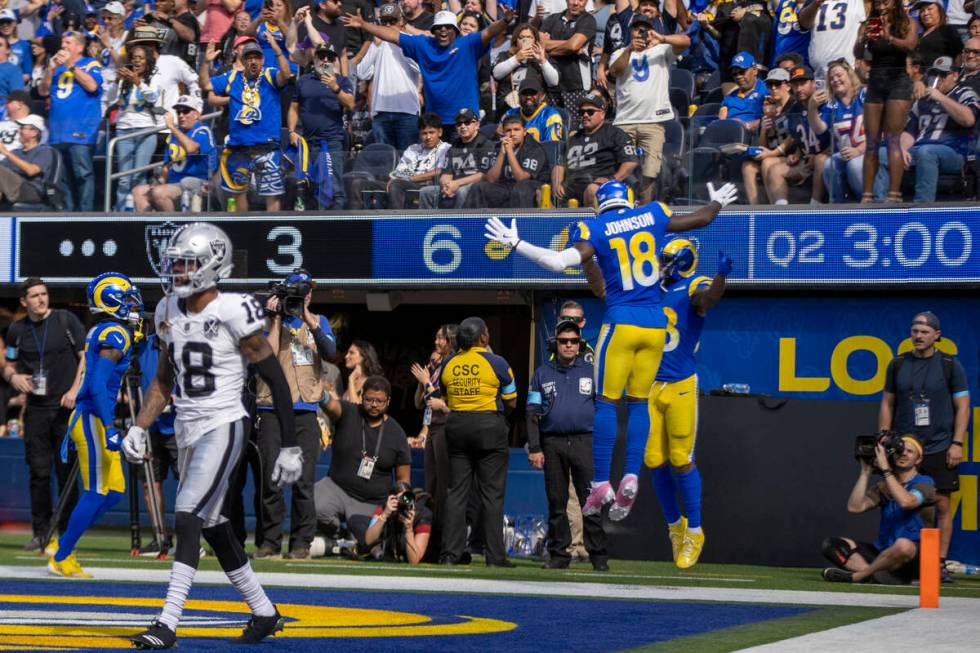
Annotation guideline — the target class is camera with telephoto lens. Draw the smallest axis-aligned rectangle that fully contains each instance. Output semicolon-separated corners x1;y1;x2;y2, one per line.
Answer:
265;278;311;318
854;431;905;464
397;491;415;515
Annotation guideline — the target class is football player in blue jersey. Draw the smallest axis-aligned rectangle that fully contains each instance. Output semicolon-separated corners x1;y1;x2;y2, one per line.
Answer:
485;180;738;519
48;272;144;578
646;239;730;569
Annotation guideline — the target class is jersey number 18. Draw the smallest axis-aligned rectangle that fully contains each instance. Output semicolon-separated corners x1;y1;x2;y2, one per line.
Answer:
169;342;216;398
608;231;660;290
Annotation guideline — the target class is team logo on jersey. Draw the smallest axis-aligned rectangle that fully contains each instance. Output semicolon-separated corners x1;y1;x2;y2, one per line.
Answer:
145;222;179;275
203;317;221;339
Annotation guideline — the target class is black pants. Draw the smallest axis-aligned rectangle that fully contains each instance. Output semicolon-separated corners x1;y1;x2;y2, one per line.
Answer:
464;180;541;209
256;410;321;551
541;432;607;562
441;411;509;563
24;405;77;537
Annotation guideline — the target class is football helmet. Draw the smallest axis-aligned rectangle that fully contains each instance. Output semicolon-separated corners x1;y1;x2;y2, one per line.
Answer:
595;180;634;213
660;238;698;282
87;271;144;338
161;222;234;297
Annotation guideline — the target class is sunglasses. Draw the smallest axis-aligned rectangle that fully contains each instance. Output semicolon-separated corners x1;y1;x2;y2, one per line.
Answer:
175;107;194;114
559;315;584;323
579;108;601;116
455;118;478;126
766;80;787;87
432;24;455;31
556;337;580;345
964;48;980;56
828;57;851;68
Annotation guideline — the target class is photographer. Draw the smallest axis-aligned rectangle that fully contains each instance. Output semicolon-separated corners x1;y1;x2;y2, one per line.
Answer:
253;269;337;560
351;481;433;565
822;435;935;585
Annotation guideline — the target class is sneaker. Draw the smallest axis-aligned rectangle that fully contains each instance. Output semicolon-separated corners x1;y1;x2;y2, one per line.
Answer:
608;474;639;522
668;517;688;562
130;620;177;650
23;535;44;552
284;547;311;560
231;609;284;643
43;536;58;557
581;481;615;517
941;563;955;584
822;567;854;583
676;530;705;569
140;539;172;557
48;553;92;579
251;544;282;560
591;557;610;572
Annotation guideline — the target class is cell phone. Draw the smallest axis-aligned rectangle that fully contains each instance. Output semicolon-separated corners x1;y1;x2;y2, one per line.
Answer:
815;78;826;91
321;62;334;76
519;36;533;48
264;0;274;8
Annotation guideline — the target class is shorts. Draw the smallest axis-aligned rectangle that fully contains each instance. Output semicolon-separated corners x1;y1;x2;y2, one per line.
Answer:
920;450;959;492
618;122;666;179
219;147;284;196
850;540;920;584
69;411;125;495
594;323;666;400
865;70;913;103
564;175;594;204
174;417;247;528
645;374;699;468
138;427;179;483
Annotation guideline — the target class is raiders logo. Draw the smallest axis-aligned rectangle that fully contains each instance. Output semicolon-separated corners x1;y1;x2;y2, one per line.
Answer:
203;317;221;339
145;222;180;275
209;238;226;260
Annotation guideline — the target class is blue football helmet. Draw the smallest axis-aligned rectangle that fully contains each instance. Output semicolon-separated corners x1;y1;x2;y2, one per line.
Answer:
595;180;634;213
660;238;698;282
87;271;144;336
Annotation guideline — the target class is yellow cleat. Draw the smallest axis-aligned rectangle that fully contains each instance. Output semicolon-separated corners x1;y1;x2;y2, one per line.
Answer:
668;517;688;562
676;530;705;569
44;536;58;557
48;553;93;579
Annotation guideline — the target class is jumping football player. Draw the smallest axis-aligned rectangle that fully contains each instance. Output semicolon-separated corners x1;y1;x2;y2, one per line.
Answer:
123;223;303;649
47;272;144;578
484;180;738;519
646;240;731;568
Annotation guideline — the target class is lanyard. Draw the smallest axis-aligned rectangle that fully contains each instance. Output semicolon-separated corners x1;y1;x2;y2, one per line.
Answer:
29;317;49;369
911;354;936;398
361;417;386;460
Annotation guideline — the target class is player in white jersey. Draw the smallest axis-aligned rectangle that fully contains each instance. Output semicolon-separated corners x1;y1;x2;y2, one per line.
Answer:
122;223;303;650
799;0;865;78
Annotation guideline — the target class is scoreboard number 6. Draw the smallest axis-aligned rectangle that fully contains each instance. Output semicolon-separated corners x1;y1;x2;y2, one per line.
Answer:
423;225;462;274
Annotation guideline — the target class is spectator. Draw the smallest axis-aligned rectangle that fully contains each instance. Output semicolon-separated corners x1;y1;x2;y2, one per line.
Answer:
355;2;421;152
38;31;102;212
29;38;53;95
770;1;809;70
855;0;917;204
799;0;865;78
458;11;494;117
420;107;494;209
197;0;244;49
970;14;980;40
741;68;796;205
439;316;518;567
0;10;31;84
355;482;433;564
216;12;253;69
872;57;980;202
773;51;804;72
502;76;564;142
110;44;163;211
0;90;41;156
0;115;55;205
718;51;768;131
291;1;348;74
343;8;511;133
288;43;354;210
340;0;374;62
249;0;293;72
782;64;830;203
401;0;436;31
3;278;84;552
947;0;972;40
710;1;771;86
201;36;292;212
492;23;559;115
138;0;201;68
314;376;412;556
124;27;201;114
960;36;980;95
464;114;549;207
609;12;689;203
541;0;596;131
553;91;638;206
347;112;450;209
343;340;384;403
915;0;963;81
132;95;216;212
808;59;865;202
96;2;129;88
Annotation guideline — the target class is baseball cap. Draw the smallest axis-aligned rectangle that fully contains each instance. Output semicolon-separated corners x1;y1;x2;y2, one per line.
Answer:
915;0;943;7
241;41;264;58
519;75;542;94
455;107;479;124
432;10;460;31
578;92;606;111
173;94;203;113
315;43;338;58
102;1;126;16
790;64;815;81
16;114;45;131
629;13;653;28
765;67;790;83
0;9;16;21
379;2;402;22
730;51;755;70
233;34;257;48
912;311;941;331
129;26;165;45
929;56;955;74
555;318;582;336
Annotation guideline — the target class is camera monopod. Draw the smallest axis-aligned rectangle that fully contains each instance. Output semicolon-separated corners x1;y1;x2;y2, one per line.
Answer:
39;455;79;555
123;371;168;559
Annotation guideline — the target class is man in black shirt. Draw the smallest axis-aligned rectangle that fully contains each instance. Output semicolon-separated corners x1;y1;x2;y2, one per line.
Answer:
3;278;85;552
313;376;411;551
419;108;494;209
541;0;596;130
135;0;199;68
465;114;549;208
553;92;639;207
401;0;435;31
293;1;349;74
960;37;980;95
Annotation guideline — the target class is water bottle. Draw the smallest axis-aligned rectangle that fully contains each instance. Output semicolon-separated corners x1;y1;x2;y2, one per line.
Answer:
945;560;980;575
180;189;191;212
722;383;751;394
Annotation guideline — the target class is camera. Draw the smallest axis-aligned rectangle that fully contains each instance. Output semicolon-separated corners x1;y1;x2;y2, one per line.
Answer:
636;27;649;40
854;431;905;464
397;491;415;515
263;277;311;319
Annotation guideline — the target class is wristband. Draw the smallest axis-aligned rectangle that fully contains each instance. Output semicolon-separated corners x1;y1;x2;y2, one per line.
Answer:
951;442;963;447
882;469;893;477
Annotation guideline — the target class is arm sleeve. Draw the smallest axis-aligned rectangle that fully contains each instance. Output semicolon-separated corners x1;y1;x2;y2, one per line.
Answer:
312;314;337;360
492;54;520;80
254;354;297;448
514;240;584;272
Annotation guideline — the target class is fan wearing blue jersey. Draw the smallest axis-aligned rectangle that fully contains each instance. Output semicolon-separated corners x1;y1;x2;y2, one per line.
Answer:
646;240;730;570
48;272;144;579
485;180;738;519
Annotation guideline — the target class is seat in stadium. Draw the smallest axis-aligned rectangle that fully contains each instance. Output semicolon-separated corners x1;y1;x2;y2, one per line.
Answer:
669;87;691;120
670;67;696;100
342;142;398;210
480;123;500;142
11;147;66;212
701;86;725;106
689;119;749;201
657;118;688;203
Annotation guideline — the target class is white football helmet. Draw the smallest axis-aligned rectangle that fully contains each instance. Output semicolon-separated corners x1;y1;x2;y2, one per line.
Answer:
161;222;234;297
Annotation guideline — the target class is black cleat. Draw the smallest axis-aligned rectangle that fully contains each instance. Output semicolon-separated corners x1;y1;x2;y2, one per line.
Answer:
231;609;284;643
130;620;177;650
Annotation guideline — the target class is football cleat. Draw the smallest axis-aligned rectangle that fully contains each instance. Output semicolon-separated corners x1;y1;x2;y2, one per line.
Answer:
130;620;177;650
43;536;58;557
48;553;92;579
668;517;688;562
676;530;705;569
582;481;615;517
608;474;639;522
231;609;285;643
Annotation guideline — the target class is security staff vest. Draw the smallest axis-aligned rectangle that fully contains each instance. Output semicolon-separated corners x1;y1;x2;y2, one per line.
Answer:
256;321;323;407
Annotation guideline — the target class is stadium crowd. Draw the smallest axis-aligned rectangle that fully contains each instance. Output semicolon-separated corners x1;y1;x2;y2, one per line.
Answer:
0;0;973;211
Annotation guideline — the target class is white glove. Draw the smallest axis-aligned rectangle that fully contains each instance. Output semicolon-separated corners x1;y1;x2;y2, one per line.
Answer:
484;216;521;248
707;182;738;208
122;426;148;464
271;446;304;488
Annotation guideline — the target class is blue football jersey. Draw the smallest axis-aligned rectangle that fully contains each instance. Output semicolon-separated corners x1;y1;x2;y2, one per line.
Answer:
657;275;712;383
771;0;810;67
504;103;564;142
75;322;133;414
48;58;103;145
165;122;216;183
212;68;286;147
570;202;672;328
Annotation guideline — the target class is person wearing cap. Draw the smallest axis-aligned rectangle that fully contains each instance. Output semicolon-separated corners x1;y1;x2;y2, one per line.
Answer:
354;2;422;152
821;434;936;585
501;75;564;142
110;26;201;119
438;317;518;567
871;56;980;202
491;23;559;115
464;113;549;207
291;1;348;75
798;0;864;78
132;96;216;212
0;89;42;158
0;114;56;205
38;31;102;212
608;11;688;203
0;9;31;84
739;67;800;205
879;312;969;580
718;51;768;131
96;2;129;86
202;29;292;212
420;107;494;208
552;91;638;206
343;6;513;129
539;0;596;132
